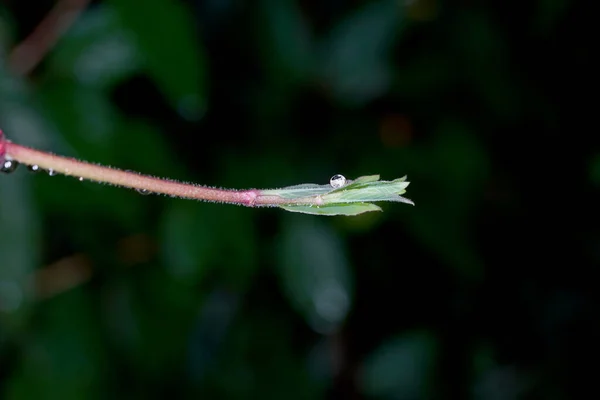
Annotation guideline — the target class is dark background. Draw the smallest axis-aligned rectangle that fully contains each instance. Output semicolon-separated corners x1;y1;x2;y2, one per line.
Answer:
1;0;598;398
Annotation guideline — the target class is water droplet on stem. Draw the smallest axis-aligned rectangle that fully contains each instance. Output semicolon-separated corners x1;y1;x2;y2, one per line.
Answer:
1;160;19;173
137;189;150;195
28;165;40;172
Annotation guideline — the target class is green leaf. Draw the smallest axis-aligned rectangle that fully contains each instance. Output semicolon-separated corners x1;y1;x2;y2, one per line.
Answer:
280;202;381;216
360;330;438;399
329;174;381;192
5;290;108;399
262;174;414;216
325;176;412;204
260;0;314;85
402;119;487;279
265;183;332;199
160;201;215;281
160;204;257;290
276;216;353;332
108;0;207;120
0;172;39;319
318;0;402;106
48;4;141;88
0;69;43;330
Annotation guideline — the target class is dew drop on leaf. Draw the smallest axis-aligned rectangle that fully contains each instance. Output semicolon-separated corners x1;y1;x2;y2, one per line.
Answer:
28;165;40;172
330;174;347;188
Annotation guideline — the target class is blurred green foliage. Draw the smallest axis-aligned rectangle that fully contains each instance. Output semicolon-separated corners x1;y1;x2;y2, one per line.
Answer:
0;0;598;399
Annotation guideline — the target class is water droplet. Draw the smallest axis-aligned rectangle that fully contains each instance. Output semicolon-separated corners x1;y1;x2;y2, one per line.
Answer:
329;174;346;188
137;189;150;195
28;164;40;172
78;177;84;182
1;159;19;173
48;169;57;176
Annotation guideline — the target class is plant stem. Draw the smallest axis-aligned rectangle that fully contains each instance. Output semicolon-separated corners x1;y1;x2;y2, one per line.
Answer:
2;131;413;216
2;140;288;207
8;0;91;76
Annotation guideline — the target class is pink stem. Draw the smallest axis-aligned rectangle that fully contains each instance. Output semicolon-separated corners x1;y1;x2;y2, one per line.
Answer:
8;0;91;76
2;140;287;207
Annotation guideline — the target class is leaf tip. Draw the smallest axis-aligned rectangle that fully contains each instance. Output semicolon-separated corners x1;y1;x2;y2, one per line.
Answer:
399;196;415;206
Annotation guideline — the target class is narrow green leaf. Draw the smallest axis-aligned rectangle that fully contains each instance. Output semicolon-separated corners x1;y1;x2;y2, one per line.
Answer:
263;174;413;215
280;202;381;216
343;174;381;187
325;179;412;204
330;175;404;193
262;183;331;199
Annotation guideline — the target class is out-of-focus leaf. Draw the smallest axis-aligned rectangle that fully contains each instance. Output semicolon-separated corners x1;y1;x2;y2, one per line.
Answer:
472;356;531;400
186;289;240;382
37;81;118;158
393;53;453;99
0;71;43;329
452;12;520;120
360;330;438;399
48;4;141;88
212;208;258;290
0;170;39;325
160;201;216;282
276;216;353;333
403;119;488;279
108;0;207;120
0;8;16;52
204;306;325;399
318;0;402;106
161;205;257;290
0;67;58;151
5;289;107;399
533;0;569;35
260;0;313;85
117;266;202;382
114;119;184;177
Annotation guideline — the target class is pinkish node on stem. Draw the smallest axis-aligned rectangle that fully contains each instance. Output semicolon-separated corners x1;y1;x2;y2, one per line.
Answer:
242;190;258;206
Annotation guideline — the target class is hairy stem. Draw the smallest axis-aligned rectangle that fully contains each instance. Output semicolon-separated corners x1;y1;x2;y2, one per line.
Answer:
2;139;289;207
2;131;413;216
